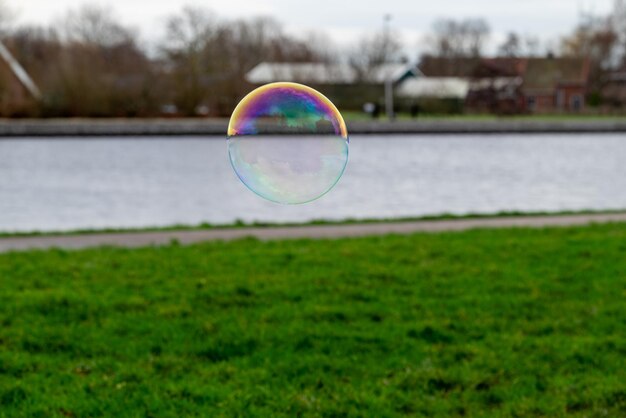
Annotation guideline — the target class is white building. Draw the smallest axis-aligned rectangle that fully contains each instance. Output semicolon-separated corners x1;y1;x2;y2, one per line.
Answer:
396;77;470;100
246;62;421;85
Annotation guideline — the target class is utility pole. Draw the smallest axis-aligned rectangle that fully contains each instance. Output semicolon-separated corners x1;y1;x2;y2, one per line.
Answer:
383;14;395;121
614;0;626;47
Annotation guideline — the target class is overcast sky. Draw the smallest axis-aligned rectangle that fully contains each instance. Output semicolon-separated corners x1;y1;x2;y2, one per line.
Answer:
9;0;617;54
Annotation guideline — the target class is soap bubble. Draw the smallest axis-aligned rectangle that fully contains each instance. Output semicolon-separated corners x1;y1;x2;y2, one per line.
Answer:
227;82;349;204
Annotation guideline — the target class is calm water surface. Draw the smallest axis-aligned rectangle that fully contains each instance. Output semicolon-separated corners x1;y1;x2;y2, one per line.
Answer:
1;134;625;232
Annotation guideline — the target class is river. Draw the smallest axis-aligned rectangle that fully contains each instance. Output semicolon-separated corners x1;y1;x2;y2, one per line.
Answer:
1;134;625;232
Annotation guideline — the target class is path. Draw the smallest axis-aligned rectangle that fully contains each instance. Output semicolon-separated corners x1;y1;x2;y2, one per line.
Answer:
1;213;626;253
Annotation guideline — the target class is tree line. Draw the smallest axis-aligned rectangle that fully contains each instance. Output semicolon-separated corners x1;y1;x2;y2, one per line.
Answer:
2;2;626;117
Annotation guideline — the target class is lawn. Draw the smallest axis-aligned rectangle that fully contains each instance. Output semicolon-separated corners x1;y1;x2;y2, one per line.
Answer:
0;224;625;417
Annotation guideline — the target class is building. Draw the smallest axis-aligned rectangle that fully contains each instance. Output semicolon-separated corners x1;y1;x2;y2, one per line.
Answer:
522;58;589;113
396;77;470;114
419;56;590;114
246;62;421;110
397;77;469;100
418;56;481;78
466;77;524;114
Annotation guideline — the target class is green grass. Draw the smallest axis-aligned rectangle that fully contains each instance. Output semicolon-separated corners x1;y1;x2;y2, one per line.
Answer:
1;223;625;417
1;209;625;238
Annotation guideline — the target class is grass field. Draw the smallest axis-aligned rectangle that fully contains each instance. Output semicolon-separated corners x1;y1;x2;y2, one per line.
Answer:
1;223;625;417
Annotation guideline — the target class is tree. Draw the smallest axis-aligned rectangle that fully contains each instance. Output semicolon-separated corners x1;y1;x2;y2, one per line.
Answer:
161;5;217;116
349;28;403;81
498;32;521;57
59;4;135;47
211;16;329;113
498;32;543;58
301;31;337;63
48;4;154;116
425;18;490;59
523;35;541;56
160;6;329;116
610;0;626;67
561;14;619;91
561;15;618;65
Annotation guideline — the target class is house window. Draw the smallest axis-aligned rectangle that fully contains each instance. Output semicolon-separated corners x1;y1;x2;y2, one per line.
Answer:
571;94;583;111
527;96;536;111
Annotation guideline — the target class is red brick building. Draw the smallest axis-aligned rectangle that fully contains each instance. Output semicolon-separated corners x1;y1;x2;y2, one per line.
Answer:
522;58;590;113
419;56;590;114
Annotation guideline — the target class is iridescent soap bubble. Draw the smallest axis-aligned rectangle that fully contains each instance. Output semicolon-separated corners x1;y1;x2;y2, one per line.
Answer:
227;82;349;204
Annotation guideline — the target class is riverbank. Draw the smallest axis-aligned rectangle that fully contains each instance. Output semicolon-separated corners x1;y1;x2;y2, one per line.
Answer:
2;211;625;252
3;117;626;136
1;222;624;416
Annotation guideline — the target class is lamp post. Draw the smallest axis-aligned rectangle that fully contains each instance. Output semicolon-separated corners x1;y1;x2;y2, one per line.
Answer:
383;14;395;121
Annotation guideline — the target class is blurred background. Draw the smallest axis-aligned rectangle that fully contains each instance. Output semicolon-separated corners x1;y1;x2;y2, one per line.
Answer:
1;0;625;117
1;0;626;232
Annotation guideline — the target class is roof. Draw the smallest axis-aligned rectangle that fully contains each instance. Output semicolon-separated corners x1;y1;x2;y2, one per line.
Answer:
522;58;590;92
419;57;525;78
469;77;523;90
418;56;481;77
397;77;470;99
0;41;41;99
475;58;527;78
247;63;354;84
246;62;421;85
420;56;589;83
365;63;421;83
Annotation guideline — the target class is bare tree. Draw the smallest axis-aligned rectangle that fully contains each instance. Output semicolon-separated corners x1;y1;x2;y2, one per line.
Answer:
219;16;324;71
524;35;541;56
425;18;490;59
465;19;490;57
610;0;626;67
161;5;217;116
349;28;403;81
561;23;618;66
214;16;329;113
498;32;521;57
302;31;337;63
163;6;215;56
561;13;619;92
59;4;135;47
42;5;155;116
160;7;328;115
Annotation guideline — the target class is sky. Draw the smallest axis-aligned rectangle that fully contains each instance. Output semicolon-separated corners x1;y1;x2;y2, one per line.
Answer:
8;0;617;55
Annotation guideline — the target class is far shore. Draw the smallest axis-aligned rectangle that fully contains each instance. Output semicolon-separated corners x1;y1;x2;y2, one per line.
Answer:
3;117;626;137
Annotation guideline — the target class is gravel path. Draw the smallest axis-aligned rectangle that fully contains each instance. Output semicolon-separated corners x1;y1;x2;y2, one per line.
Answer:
1;213;625;253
